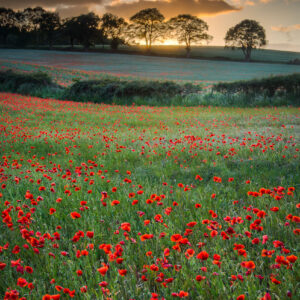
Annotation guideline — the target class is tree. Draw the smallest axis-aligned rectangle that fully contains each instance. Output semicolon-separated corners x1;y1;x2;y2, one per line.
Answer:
61;17;78;48
128;8;165;50
167;14;211;57
225;19;266;61
0;8;18;44
73;13;100;50
101;13;127;50
22;7;46;46
40;12;60;48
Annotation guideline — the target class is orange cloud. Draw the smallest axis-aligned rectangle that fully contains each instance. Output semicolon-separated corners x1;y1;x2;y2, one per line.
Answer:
106;0;240;19
271;24;300;32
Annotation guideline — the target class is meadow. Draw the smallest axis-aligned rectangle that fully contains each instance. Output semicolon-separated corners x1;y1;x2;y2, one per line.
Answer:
1;49;300;83
19;45;300;64
0;92;299;300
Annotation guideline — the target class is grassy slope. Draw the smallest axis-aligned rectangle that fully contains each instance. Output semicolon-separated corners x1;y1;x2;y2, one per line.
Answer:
27;45;300;64
0;93;299;299
1;50;300;84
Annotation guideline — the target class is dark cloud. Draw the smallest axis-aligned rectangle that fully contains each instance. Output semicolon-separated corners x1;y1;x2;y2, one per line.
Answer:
0;0;239;18
55;5;90;19
106;0;239;19
0;1;103;10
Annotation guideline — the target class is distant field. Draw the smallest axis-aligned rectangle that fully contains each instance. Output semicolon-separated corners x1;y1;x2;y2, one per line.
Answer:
110;45;300;63
0;49;300;84
29;45;300;64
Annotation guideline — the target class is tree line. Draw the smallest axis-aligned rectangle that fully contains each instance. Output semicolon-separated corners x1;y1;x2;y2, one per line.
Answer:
0;7;266;61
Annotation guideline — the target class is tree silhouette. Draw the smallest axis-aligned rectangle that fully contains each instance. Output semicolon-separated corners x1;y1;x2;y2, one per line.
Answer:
0;8;18;44
225;19;266;61
62;17;78;48
40;12;60;49
128;8;165;50
167;14;211;57
74;13;100;50
22;7;46;46
101;13;127;50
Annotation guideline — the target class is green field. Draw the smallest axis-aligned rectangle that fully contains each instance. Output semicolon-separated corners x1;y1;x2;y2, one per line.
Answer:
22;45;300;64
0;92;299;300
1;49;300;84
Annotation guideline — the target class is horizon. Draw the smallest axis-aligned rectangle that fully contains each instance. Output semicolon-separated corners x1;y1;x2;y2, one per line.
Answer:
0;0;300;52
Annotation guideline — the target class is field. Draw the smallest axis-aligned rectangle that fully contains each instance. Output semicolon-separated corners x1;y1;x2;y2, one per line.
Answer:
1;49;300;85
21;45;300;64
0;92;299;299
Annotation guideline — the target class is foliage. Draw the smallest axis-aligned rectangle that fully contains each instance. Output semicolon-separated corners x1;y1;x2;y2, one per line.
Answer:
71;13;101;49
1;69;299;107
0;7;19;44
167;14;211;57
39;11;60;48
225;19;267;61
0;70;63;98
127;8;166;49
0;69;53;88
101;13;127;50
65;78;201;103
213;73;300;97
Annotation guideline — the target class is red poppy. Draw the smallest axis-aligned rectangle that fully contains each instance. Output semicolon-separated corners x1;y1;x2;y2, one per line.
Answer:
70;212;81;219
197;251;209;260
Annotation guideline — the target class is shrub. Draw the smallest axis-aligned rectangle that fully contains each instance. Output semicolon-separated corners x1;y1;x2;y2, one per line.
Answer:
0;70;53;90
213;73;300;97
65;78;201;103
0;70;64;98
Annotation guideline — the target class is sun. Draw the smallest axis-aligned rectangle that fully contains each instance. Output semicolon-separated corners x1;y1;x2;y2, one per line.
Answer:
160;39;179;45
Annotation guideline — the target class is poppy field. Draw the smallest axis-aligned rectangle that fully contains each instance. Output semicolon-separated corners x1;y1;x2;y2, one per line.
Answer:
0;92;299;300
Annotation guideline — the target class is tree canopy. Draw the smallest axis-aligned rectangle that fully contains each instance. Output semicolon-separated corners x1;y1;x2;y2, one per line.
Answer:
225;19;267;61
168;14;211;57
101;13;127;50
128;8;166;49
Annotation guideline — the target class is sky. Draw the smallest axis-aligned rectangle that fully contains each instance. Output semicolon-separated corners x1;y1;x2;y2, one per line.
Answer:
1;0;300;52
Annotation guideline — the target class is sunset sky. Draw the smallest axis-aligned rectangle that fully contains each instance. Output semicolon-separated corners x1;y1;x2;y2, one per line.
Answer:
1;0;300;52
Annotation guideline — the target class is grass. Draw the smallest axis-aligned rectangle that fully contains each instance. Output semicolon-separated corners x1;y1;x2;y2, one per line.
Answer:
0;92;299;300
1;49;300;83
15;44;300;64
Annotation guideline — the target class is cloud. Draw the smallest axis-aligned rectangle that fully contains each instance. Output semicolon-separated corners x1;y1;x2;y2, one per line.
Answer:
0;1;104;10
106;0;240;19
55;5;91;19
271;24;300;32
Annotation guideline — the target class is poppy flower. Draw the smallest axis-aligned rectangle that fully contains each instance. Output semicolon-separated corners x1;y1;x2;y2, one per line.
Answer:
171;234;182;242
197;251;209;260
140;234;154;241
70;212;81;219
286;255;297;263
241;261;255;269
118;269;127;276
186;222;197;227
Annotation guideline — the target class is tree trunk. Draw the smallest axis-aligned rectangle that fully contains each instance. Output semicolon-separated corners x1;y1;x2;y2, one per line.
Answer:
245;48;251;62
186;46;191;58
49;34;53;49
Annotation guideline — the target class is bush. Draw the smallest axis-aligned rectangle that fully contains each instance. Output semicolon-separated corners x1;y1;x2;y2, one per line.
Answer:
0;70;64;98
213;73;300;97
0;70;298;107
0;70;53;90
65;78;202;103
